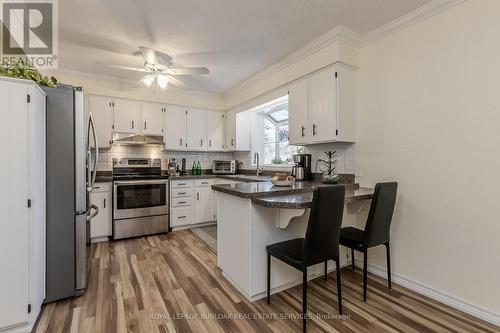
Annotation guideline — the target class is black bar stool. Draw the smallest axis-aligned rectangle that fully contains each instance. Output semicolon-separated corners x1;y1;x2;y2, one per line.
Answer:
340;182;398;302
266;186;345;333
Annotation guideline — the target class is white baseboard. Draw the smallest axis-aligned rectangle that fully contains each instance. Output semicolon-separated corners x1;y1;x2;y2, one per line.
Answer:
223;263;350;303
354;259;500;326
171;221;216;232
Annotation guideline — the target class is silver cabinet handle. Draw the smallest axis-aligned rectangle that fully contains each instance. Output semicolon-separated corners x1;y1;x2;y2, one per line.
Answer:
132;120;134;129
179;138;183;146
178;192;187;195
209;139;212;147
144;122;147;131
177;183;186;186
103;198;106;208
200;139;203;146
312;124;317;136
179;216;186;219
197;192;200;200
231;138;234;146
178;201;187;204
301;126;305;137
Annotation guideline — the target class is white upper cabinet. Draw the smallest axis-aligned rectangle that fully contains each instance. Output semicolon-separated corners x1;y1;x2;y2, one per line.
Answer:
186;108;208;151
86;95;114;149
225;110;236;150
288;64;355;145
235;111;250;151
308;68;337;143
142;102;165;136
164;105;187;150
113;98;142;133
207;110;224;151
288;79;309;145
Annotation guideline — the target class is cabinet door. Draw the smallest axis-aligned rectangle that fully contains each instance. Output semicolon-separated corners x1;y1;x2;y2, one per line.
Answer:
89;190;112;238
195;187;216;223
308;68;337;143
0;81;29;328
235;111;250;151
288;79;309;145
87;95;114;148
113;98;142;133
225;110;236;150
142;102;165;136
187;108;208;151
207;110;224;151
164;105;187;150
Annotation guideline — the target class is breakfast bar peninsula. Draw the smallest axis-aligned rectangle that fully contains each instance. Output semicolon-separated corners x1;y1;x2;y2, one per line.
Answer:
212;179;373;301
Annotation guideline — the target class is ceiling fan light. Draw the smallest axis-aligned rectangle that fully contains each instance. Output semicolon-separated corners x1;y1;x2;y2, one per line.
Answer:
143;75;155;87
157;74;169;89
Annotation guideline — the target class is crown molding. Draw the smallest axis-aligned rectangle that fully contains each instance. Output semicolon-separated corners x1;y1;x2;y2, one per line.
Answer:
362;0;466;46
49;68;223;99
223;25;361;99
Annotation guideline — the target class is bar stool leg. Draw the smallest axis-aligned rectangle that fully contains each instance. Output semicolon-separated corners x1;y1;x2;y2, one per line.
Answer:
351;248;355;271
267;252;271;304
335;258;343;315
386;242;392;289
324;261;328;281
302;270;307;333
363;250;368;302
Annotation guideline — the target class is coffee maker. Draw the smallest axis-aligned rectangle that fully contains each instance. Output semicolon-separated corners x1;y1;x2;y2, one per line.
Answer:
291;154;313;181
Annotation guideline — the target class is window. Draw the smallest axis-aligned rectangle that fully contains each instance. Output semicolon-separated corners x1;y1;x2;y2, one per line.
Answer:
255;96;301;165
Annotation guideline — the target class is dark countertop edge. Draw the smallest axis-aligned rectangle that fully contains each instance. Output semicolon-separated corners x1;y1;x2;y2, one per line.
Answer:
250;188;374;209
212;181;360;199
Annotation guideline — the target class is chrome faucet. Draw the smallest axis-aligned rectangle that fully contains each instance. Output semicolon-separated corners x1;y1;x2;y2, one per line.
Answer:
254;152;263;176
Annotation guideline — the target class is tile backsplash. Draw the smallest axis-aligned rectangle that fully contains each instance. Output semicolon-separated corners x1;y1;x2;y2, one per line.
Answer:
97;146;233;171
97;143;355;176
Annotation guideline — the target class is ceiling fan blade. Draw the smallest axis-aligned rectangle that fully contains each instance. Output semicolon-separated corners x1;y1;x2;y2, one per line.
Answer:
97;63;149;72
138;46;158;65
155;51;173;66
168;76;191;90
139;74;156;87
166;67;209;75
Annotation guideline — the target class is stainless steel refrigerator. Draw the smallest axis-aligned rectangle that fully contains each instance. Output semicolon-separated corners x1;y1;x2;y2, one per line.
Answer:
44;84;99;302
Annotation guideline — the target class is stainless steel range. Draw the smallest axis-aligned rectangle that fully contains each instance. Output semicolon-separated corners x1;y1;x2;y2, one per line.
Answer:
113;158;169;239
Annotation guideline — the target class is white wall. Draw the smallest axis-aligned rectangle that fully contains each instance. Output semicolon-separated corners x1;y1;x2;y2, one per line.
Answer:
355;0;500;319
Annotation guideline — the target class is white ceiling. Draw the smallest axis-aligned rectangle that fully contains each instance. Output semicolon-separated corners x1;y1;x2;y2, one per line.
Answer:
58;0;430;94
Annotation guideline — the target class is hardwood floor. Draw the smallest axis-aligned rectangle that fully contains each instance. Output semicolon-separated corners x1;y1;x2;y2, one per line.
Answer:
35;230;500;333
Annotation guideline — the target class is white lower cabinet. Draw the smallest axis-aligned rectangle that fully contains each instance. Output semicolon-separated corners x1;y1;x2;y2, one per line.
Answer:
89;183;112;240
170;178;218;229
195;187;216;223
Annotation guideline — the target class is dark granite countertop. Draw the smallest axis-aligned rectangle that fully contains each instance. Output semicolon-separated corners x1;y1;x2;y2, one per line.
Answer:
212;179;369;200
95;172;112;183
169;174;273;183
169;174;218;180
251;186;374;209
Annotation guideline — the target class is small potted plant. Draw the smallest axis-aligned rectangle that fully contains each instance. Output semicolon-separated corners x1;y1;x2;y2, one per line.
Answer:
0;60;57;87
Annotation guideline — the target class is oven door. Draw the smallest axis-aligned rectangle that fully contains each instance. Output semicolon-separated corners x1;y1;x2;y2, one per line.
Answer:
114;180;169;220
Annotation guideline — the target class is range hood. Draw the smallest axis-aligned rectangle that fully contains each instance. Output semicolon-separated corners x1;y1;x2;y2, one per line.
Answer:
112;133;164;146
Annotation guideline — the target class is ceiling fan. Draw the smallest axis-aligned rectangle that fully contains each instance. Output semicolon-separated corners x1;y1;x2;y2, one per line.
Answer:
100;46;209;90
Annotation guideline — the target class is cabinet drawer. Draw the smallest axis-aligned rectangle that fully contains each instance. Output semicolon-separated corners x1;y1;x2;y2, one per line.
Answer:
92;182;111;193
171;188;193;198
195;179;214;187
171;197;193;207
171;207;193;227
171;179;194;189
